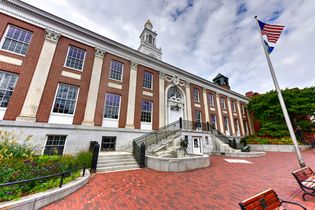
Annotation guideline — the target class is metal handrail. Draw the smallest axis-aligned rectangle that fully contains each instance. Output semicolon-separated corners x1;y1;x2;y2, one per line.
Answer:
0;166;86;188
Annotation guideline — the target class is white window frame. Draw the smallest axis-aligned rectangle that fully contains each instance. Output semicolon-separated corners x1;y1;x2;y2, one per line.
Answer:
140;100;153;123
103;93;121;120
193;88;200;102
109;60;124;82
143;71;153;90
221;97;226;109
232;100;237;112
0;71;19;108
210;114;217;129
208;93;214;106
50;83;80;116
42;135;67;156
223;116;229;133
63;46;86;71
0;25;33;57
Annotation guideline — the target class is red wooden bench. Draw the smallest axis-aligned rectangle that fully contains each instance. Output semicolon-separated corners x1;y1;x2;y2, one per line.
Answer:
239;188;306;210
292;166;315;201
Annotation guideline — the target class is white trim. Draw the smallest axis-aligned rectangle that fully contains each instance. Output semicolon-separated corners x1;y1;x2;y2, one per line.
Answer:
0;107;6;120
49;83;80;121
42;135;67;155
142;71;153;90
103;93;121;123
108;82;122;89
61;70;81;80
63;45;86;71
165;84;186;124
109;60;124;82
0;24;32;56
140;100;153;124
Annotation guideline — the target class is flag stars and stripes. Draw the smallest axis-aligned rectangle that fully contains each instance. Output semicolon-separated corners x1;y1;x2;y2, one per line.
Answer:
258;20;284;44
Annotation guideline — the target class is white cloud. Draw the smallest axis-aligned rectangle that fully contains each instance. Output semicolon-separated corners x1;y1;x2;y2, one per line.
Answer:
22;0;315;94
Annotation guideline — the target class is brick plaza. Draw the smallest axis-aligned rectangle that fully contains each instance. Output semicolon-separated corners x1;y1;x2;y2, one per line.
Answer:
45;150;315;209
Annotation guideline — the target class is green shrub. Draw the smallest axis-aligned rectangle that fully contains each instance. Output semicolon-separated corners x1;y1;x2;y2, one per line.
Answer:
0;130;91;202
246;135;299;145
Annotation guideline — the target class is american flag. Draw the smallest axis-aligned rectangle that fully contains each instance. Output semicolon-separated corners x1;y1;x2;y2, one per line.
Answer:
258;20;285;44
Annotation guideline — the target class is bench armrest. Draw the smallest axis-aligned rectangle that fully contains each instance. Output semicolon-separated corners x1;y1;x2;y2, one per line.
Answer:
281;200;307;210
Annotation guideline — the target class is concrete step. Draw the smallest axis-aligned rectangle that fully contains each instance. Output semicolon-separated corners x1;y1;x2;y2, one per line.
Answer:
98;158;136;163
98;161;138;168
97;164;140;173
98;155;135;161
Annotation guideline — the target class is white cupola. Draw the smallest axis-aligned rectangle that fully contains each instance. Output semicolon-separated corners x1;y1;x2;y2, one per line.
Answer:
138;20;162;60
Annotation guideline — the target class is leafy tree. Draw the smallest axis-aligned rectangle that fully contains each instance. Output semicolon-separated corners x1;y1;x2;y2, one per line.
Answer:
248;87;315;139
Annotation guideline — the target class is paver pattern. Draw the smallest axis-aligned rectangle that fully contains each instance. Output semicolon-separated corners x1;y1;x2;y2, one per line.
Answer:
45;150;315;209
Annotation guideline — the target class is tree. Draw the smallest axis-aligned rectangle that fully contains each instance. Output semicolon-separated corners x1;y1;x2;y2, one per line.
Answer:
248;87;315;139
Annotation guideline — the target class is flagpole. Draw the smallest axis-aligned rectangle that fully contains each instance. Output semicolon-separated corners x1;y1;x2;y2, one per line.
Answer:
254;16;305;168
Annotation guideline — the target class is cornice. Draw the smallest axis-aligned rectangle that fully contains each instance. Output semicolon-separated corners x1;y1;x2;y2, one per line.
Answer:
0;0;249;102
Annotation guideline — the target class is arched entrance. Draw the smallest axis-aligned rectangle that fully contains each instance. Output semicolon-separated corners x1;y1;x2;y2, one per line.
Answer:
167;86;185;123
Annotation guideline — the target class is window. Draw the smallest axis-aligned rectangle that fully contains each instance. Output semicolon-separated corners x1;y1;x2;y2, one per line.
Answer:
244;120;248;134
195;110;202;128
103;93;121;119
232;101;237;112
210;114;217;129
234;119;239;133
223;116;229;131
65;46;86;70
220;97;226;109
0;71;18;107
109;60;123;81
141;100;152;122
208;93;214;106
241;104;246;114
101;136;116;151
1;25;32;55
44;135;66;155
193;88;200;102
143;71;153;89
52;84;79;114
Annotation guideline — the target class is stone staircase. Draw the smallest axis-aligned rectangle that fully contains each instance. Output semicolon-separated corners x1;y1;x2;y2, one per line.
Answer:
146;133;181;157
97;151;140;173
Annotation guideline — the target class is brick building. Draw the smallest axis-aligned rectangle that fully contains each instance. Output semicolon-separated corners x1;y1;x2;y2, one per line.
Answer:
0;0;253;155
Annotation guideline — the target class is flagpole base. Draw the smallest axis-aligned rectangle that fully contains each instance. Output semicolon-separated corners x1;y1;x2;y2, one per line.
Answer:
299;160;306;168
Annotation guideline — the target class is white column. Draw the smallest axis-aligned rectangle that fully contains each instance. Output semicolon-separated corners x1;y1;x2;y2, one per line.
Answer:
216;95;224;132
237;101;245;136
159;72;165;128
17;29;60;121
125;61;138;128
246;108;254;135
82;48;105;125
203;88;209;123
227;97;235;135
185;82;192;121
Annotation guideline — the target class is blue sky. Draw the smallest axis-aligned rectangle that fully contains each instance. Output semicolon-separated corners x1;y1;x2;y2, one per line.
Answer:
23;0;315;94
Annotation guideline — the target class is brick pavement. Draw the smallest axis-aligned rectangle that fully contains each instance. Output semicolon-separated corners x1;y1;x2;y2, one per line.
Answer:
45;150;315;210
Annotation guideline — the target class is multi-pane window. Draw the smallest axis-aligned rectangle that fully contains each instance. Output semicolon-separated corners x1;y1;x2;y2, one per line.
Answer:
143;71;153;89
103;93;121;119
52;84;79;114
244;120;248;134
193;88;200;102
208;93;214;106
109;60;123;81
0;71;18;107
65;46;86;70
223;116;229;131
210;114;217;129
241;104;246;114
220;97;226;109
141;100;152;122
234;119;239;133
232;101;237;112
195;111;202;128
1;25;32;55
43;135;66;155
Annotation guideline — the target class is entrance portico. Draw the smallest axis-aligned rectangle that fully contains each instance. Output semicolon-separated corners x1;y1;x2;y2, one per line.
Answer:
166;85;186;124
